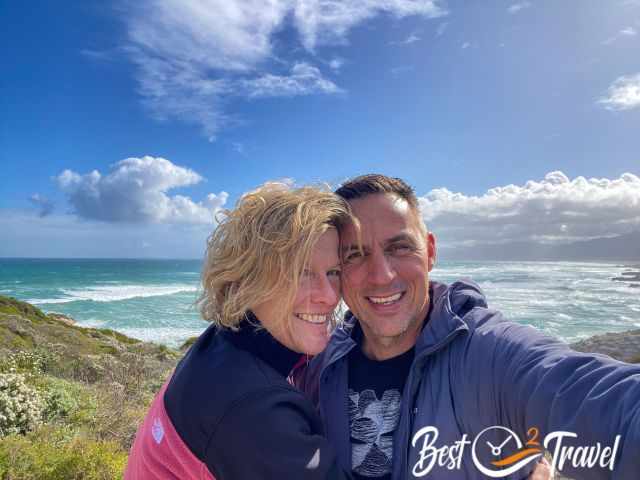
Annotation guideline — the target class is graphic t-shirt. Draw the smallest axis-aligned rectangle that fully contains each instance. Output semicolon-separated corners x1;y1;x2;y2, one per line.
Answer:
347;344;415;480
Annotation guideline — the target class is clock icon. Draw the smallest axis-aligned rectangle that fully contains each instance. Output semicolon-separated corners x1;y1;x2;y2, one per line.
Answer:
471;426;542;478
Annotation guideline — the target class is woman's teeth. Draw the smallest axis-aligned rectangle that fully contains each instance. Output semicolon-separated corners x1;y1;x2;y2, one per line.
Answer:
296;313;330;324
368;292;402;305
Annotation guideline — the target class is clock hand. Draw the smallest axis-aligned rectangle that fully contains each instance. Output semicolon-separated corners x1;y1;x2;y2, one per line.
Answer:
497;435;513;450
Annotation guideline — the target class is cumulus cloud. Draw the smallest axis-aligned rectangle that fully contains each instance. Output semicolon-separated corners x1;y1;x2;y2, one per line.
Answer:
599;73;640;110
55;156;228;224
508;1;531;14
419;171;640;247
28;194;54;217
123;0;446;139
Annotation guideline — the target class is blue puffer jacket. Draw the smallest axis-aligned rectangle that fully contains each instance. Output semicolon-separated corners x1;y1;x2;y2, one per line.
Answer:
297;280;640;479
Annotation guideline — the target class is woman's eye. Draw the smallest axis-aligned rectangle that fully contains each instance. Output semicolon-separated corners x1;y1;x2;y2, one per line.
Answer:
344;251;364;263
327;269;341;277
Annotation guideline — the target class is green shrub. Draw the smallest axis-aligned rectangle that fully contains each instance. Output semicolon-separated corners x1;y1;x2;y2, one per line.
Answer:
40;378;81;423
0;425;127;479
0;373;44;436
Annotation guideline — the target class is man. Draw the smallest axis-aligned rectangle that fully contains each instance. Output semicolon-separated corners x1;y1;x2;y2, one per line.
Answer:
298;174;639;479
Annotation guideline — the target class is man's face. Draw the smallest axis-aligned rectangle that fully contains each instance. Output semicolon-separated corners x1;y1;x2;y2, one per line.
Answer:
341;193;436;360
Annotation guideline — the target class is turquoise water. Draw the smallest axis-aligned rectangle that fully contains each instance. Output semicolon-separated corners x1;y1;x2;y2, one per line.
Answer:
1;259;639;347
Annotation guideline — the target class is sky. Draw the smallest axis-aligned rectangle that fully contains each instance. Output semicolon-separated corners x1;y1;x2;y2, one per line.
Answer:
1;0;639;258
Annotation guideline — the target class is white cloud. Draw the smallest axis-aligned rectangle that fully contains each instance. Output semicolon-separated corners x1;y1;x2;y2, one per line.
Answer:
390;33;421;45
599;73;640;111
80;48;115;62
419;171;640;247
242;62;342;98
461;42;470;49
508;1;531;14
602;26;637;45
328;57;345;72
293;0;446;51
435;22;448;37
231;142;246;155
55;156;228;224
28;194;54;217
123;0;447;139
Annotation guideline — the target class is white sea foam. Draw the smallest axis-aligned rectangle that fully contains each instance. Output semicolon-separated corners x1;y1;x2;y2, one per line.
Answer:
116;326;206;348
29;284;198;304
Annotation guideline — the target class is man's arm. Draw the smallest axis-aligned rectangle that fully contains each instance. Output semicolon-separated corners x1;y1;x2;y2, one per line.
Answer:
470;314;640;479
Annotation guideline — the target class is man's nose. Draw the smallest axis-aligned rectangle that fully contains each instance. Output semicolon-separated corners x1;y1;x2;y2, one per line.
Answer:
367;251;395;285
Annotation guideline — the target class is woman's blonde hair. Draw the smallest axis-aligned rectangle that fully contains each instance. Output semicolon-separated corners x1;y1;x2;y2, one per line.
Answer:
199;182;352;329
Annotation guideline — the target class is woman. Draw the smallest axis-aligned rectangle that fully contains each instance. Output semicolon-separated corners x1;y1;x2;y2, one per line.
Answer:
125;182;354;479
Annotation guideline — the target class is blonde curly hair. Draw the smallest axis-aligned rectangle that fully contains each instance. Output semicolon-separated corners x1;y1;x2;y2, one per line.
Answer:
199;182;352;329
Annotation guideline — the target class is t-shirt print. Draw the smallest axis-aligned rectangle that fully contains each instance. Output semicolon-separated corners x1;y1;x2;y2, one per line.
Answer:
348;388;402;477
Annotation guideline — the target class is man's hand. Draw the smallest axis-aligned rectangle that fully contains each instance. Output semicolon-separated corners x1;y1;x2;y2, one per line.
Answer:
528;457;554;480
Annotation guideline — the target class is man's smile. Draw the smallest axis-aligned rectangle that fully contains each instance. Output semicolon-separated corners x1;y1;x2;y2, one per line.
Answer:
366;292;405;305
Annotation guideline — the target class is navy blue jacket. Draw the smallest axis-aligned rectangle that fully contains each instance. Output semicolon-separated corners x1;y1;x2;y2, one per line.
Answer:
298;280;640;479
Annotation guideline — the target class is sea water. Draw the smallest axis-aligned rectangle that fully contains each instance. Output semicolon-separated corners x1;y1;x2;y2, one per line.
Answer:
1;259;638;348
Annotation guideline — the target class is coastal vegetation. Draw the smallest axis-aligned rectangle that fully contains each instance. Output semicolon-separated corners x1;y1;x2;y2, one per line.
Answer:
0;295;182;479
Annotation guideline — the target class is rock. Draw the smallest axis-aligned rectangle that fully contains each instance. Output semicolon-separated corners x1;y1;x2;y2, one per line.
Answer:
571;329;640;364
48;312;76;326
611;267;640;286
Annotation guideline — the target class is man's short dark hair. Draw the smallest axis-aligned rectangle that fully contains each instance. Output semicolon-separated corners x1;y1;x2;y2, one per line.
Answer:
335;174;419;211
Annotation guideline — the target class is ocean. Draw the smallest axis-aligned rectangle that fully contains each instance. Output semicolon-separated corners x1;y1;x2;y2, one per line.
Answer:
1;259;639;348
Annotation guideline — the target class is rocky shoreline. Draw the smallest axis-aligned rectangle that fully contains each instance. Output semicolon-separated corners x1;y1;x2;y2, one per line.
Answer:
611;264;640;288
570;329;640;363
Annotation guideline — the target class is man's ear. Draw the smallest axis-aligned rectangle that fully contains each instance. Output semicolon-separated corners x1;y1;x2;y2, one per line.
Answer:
426;232;436;272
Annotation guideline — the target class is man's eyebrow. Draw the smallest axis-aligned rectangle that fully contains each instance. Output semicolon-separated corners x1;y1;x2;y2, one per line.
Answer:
341;234;414;253
384;233;415;245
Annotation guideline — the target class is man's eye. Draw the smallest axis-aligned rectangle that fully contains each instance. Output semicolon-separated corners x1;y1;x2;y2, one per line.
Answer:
390;244;412;255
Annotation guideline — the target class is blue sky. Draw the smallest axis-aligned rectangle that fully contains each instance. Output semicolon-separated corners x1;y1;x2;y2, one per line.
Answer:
1;0;639;258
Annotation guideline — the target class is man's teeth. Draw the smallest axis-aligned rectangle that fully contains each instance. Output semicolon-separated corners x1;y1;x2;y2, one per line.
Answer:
368;293;402;305
296;313;330;324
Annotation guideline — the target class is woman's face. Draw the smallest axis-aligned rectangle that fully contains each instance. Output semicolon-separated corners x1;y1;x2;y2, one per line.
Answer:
253;228;341;355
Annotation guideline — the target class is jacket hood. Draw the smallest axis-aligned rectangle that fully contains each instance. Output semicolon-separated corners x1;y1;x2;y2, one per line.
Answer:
414;280;486;355
324;280;487;361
